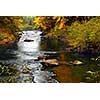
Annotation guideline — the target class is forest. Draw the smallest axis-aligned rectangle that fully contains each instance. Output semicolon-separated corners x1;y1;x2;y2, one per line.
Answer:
0;16;100;83
33;16;100;53
1;16;100;53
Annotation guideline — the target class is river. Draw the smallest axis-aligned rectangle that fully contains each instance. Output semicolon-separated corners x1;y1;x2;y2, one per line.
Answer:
0;30;100;83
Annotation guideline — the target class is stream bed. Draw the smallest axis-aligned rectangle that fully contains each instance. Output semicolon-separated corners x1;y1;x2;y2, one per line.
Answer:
0;30;100;83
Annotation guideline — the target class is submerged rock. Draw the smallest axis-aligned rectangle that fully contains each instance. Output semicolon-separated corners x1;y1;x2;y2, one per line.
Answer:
32;70;58;83
33;77;58;83
26;63;43;71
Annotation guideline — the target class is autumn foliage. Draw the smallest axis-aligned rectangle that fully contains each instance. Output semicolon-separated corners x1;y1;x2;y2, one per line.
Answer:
0;16;23;44
33;16;100;52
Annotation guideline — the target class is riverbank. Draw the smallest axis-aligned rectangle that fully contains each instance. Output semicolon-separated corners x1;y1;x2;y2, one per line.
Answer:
0;30;100;83
0;37;16;45
43;33;100;54
0;33;20;49
0;38;18;50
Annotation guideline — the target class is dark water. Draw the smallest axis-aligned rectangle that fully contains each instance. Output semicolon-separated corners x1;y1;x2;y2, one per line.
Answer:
40;37;100;83
0;30;100;83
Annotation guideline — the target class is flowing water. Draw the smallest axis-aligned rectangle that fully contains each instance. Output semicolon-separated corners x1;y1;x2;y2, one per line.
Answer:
0;30;100;83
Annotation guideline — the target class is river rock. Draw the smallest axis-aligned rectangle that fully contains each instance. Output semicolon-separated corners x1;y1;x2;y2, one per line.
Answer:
24;39;34;42
26;63;43;71
32;70;57;83
38;55;46;60
69;60;83;65
20;68;32;75
41;59;59;66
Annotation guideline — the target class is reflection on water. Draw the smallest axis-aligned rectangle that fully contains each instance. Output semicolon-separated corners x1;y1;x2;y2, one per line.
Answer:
0;30;58;83
0;30;100;83
41;38;100;83
52;65;81;83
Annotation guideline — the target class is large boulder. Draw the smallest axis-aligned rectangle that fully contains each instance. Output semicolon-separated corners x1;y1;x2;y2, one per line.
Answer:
41;59;59;67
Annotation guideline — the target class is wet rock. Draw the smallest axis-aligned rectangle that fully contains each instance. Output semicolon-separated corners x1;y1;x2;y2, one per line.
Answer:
21;68;32;75
38;51;58;61
33;76;58;83
83;71;100;83
32;70;57;83
97;64;100;67
33;70;56;77
18;73;33;83
69;60;83;65
26;63;43;71
24;39;34;42
38;55;46;60
41;59;59;67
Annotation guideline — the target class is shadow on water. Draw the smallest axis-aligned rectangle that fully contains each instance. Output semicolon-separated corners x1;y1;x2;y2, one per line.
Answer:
0;31;58;83
0;31;100;83
41;37;100;83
